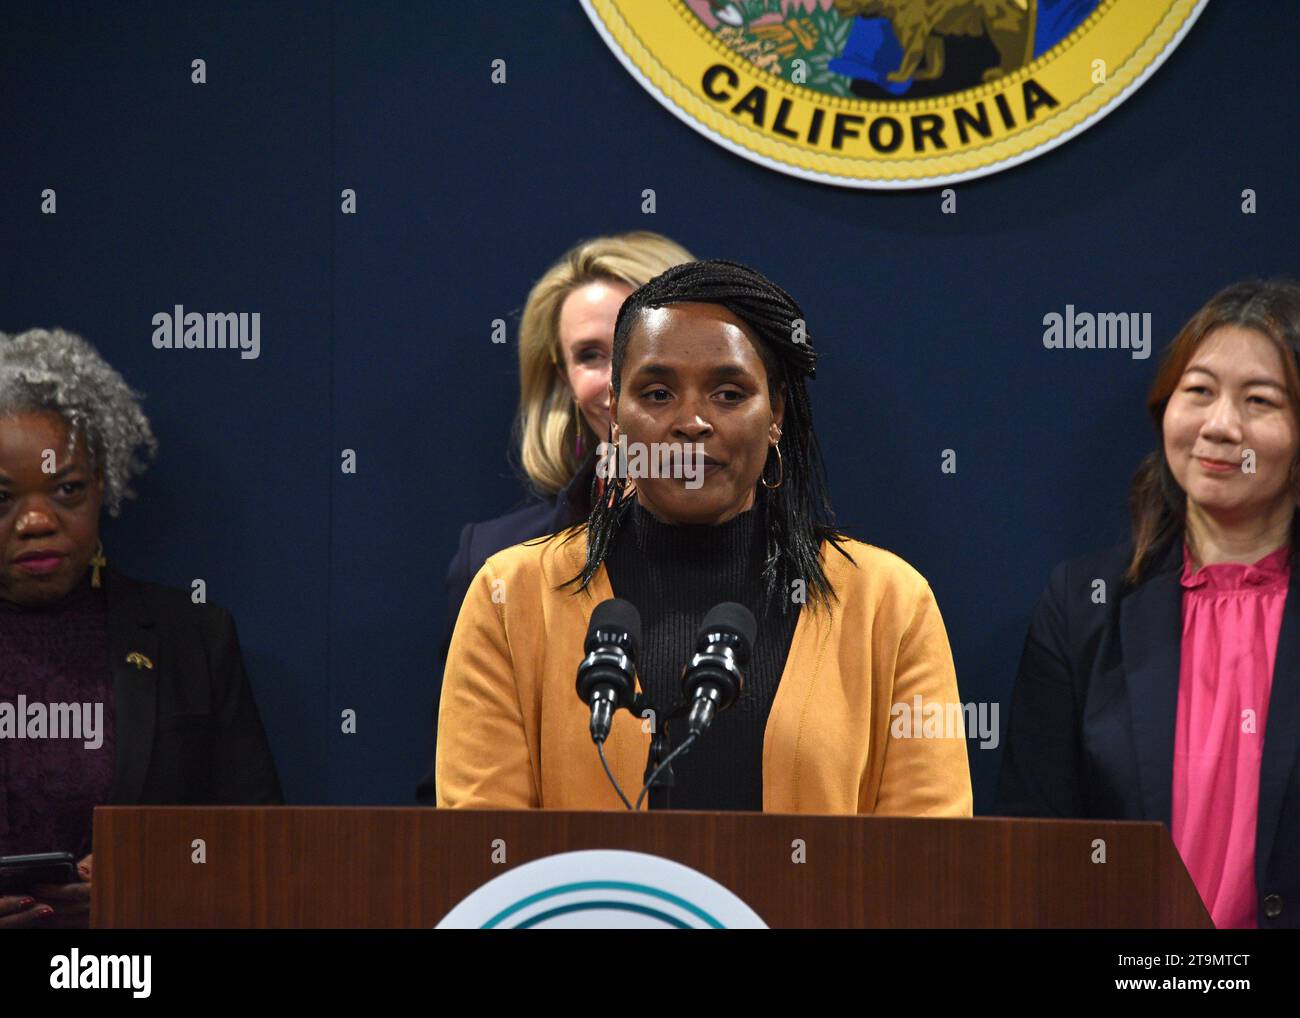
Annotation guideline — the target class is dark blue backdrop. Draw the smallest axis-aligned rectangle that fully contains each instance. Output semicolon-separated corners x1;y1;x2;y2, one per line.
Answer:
2;1;1295;810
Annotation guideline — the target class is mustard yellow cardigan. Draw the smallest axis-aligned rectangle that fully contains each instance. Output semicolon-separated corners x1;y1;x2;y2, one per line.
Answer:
436;527;972;816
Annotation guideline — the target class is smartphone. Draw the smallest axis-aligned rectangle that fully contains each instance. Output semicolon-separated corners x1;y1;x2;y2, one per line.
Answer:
0;852;77;894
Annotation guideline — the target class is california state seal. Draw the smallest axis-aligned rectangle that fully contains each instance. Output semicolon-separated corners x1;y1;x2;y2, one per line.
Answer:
580;0;1207;188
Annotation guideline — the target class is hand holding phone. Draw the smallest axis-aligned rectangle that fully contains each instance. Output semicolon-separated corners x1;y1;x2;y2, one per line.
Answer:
0;852;76;894
0;852;89;930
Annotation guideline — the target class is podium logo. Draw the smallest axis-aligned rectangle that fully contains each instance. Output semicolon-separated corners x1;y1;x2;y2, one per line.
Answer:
581;0;1206;188
437;849;767;929
50;950;151;998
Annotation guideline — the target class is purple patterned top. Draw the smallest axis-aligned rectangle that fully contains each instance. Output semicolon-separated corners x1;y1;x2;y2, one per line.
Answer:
0;574;115;858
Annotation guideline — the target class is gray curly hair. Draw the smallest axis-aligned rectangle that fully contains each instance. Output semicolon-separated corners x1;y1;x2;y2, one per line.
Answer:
0;328;158;516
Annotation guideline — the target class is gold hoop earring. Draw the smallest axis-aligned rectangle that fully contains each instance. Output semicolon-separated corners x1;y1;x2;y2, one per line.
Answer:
90;541;107;588
760;444;784;490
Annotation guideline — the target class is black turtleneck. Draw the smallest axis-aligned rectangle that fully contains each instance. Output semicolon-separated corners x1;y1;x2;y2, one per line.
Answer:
603;495;800;811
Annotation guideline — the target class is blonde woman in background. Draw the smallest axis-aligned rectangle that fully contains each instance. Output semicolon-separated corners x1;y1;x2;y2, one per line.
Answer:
416;231;693;802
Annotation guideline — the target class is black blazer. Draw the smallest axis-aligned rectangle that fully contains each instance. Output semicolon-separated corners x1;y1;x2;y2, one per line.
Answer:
995;533;1300;928
415;452;597;803
103;568;282;824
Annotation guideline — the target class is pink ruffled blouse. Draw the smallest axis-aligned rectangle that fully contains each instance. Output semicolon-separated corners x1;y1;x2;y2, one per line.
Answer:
1171;542;1289;929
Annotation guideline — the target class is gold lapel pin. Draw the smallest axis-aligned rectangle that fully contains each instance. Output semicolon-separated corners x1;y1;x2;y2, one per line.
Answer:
125;651;154;670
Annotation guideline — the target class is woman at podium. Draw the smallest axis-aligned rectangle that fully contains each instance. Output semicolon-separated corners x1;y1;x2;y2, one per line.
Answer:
0;328;281;929
436;260;972;816
997;279;1300;929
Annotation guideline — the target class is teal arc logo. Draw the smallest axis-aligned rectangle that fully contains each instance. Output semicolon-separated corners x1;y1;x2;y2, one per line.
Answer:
483;880;727;929
436;849;769;929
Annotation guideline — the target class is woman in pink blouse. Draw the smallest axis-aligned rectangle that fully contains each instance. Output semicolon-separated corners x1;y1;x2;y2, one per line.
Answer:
997;278;1300;929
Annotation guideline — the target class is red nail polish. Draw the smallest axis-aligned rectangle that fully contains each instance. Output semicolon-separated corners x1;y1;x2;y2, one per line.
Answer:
35;907;54;918
17;897;34;909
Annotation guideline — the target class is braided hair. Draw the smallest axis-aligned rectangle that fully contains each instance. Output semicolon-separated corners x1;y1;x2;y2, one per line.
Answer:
559;258;854;614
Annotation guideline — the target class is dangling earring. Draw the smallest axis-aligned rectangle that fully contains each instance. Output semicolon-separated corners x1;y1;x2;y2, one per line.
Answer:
760;444;784;490
606;424;629;507
574;401;585;458
90;541;107;588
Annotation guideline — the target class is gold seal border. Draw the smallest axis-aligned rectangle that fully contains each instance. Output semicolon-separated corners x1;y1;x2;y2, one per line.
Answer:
581;0;1208;188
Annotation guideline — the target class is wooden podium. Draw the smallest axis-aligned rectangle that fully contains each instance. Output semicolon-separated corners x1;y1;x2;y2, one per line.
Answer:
92;807;1212;928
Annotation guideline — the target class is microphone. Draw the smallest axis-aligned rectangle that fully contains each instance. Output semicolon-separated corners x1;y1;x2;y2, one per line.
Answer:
575;598;641;744
679;602;756;738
